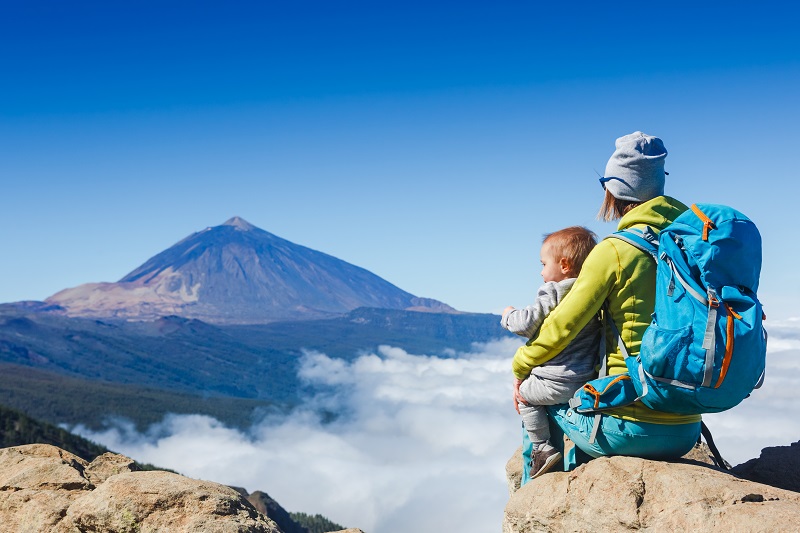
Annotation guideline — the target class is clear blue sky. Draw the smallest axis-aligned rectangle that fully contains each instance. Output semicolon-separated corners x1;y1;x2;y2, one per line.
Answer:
2;1;799;320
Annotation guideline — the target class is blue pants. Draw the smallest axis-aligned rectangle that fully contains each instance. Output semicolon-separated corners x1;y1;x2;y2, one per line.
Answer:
521;404;701;484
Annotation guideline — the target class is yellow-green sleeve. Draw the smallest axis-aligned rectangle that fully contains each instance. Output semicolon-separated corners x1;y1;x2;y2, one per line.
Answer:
511;242;619;379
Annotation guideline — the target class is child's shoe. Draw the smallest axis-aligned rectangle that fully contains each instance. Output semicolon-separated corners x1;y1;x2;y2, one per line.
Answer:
530;446;562;479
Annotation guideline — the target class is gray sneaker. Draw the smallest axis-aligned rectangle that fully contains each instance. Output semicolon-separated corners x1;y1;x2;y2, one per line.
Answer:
530;447;562;479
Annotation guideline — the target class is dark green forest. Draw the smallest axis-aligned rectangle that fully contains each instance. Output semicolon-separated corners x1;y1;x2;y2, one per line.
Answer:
289;512;345;533
0;363;278;431
0;402;109;460
0;402;167;471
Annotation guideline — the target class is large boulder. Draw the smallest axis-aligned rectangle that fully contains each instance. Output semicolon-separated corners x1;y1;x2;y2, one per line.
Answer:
505;439;721;497
504;443;800;532
732;441;800;493
0;444;94;532
0;444;279;532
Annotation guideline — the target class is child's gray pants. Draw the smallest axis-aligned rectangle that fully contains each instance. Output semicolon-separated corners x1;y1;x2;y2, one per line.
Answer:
518;374;584;446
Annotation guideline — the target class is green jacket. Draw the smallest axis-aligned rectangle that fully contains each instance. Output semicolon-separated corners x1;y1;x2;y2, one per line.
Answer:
511;195;701;425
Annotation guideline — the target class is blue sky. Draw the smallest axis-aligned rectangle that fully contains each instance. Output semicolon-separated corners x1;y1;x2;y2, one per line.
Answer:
2;1;799;320
3;4;799;531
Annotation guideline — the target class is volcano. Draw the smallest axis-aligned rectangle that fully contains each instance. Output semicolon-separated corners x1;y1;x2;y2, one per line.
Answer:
45;217;453;324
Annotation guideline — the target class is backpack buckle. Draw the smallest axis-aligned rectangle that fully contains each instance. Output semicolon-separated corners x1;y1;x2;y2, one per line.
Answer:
707;288;720;308
642;226;658;243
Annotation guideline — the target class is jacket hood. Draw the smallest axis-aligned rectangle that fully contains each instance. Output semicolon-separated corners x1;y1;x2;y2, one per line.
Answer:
617;195;688;232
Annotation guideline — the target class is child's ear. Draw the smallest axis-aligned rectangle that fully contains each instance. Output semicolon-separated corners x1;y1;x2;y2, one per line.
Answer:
559;258;571;275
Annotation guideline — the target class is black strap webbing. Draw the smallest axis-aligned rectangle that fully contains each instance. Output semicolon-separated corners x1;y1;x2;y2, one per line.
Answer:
700;421;729;470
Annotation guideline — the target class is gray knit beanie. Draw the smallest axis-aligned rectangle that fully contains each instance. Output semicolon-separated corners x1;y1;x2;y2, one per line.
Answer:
601;131;667;202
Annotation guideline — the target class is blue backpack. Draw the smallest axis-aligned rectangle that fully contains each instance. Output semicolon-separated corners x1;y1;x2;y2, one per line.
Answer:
570;204;767;419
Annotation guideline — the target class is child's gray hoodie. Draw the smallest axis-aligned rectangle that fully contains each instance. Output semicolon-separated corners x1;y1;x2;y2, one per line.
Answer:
501;278;600;383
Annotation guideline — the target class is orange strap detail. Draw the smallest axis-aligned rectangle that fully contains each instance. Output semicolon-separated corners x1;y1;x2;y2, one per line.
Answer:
727;305;742;320
584;376;631;408
715;303;740;388
583;384;601;409
601;375;631;394
691;204;716;241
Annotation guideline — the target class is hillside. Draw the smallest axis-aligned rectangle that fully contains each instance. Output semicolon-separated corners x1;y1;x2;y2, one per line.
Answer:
0;304;512;429
0;363;276;431
0;403;169;473
0;403;110;461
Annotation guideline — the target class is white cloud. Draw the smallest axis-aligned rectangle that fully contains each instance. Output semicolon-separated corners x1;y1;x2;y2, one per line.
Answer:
74;337;524;533
702;342;800;465
71;331;800;532
764;337;800;355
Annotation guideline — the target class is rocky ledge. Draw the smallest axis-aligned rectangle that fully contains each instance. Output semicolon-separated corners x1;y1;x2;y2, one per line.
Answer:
0;443;369;533
504;441;800;532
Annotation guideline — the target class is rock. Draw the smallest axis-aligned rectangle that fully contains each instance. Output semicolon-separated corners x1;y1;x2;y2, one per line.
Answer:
246;490;307;533
505;440;720;496
64;470;277;532
679;440;725;467
505;445;524;496
732;440;800;493
0;444;280;532
504;452;800;532
84;451;140;485
0;444;93;532
506;438;720;495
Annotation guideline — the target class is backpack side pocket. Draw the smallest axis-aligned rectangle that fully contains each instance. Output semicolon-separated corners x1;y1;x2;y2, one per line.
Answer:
568;373;639;413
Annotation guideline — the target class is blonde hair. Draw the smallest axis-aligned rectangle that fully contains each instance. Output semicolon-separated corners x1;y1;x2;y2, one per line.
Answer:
543;226;598;275
597;189;641;222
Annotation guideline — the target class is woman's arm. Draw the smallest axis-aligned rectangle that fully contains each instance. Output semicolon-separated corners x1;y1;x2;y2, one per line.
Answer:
511;243;619;379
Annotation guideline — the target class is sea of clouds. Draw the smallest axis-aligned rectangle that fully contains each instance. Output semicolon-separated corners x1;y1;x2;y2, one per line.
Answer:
73;324;800;533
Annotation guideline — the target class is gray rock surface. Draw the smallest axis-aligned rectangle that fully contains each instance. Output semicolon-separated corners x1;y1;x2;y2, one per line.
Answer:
0;444;279;532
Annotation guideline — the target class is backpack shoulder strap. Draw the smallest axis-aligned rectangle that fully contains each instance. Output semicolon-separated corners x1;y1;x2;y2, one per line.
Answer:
605;226;659;261
583;301;646;444
599;302;645;400
599;301;630;369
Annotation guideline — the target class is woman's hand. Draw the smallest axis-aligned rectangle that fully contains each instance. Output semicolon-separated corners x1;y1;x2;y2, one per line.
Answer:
513;377;528;414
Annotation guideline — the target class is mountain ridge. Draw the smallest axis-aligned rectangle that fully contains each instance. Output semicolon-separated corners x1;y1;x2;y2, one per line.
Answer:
45;216;455;324
0;303;511;429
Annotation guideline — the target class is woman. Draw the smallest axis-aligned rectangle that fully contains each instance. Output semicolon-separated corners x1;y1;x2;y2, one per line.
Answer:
512;131;702;472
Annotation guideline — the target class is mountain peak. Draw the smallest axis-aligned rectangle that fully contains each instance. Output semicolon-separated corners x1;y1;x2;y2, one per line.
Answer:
45;217;454;324
222;217;256;231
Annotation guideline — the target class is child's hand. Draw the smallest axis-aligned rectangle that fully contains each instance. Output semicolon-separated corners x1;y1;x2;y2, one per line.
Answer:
513;377;527;414
502;306;515;318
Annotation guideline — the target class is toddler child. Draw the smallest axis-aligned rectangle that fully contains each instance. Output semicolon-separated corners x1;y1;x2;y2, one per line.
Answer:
501;225;601;478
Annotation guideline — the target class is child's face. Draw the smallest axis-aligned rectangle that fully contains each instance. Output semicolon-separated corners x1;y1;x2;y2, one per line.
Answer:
540;242;571;283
